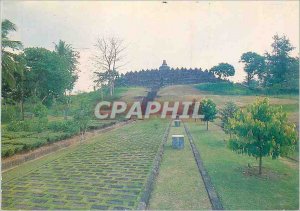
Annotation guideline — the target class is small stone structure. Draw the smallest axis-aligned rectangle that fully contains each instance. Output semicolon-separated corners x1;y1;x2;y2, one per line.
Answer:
174;120;181;127
172;135;184;149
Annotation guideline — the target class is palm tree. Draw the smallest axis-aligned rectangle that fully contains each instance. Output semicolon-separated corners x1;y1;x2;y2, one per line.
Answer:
54;39;79;90
1;19;23;88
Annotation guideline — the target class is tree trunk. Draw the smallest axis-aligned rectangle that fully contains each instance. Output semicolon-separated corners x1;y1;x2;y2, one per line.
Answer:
259;155;262;175
21;99;24;121
206;121;208;130
109;83;113;96
100;87;103;100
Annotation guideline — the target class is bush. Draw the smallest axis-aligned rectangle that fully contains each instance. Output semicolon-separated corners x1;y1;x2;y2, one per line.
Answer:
9;138;48;150
46;132;71;143
48;120;79;135
1;144;24;157
2;131;36;139
1;105;20;123
6;118;48;132
33;102;48;118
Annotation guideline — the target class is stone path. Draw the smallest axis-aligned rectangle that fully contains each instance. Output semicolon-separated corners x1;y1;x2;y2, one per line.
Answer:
2;119;168;210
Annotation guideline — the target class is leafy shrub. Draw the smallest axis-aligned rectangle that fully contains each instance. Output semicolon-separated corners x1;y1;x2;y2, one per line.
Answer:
33;102;48;118
48;120;79;135
87;120;116;130
46;132;71;143
2;131;36;139
6;118;48;132
1;144;24;157
1;105;20;123
9;138;48;150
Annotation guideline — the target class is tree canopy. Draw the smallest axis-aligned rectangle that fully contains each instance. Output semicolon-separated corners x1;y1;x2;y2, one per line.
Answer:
227;98;298;174
199;98;217;130
209;63;235;79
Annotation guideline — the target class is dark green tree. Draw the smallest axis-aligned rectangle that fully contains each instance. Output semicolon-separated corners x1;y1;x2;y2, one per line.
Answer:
240;52;265;87
1;19;24;88
219;101;239;137
228;98;298;175
210;63;235;79
54;40;79;91
199;99;217;130
23;47;73;104
265;35;295;89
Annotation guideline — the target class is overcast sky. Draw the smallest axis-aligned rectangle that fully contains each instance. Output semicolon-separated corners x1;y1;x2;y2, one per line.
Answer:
2;1;299;92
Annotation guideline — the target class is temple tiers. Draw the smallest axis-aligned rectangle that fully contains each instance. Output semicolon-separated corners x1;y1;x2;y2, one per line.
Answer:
159;60;170;71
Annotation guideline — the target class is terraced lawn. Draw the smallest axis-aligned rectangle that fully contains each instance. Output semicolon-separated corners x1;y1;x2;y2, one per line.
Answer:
149;122;211;210
2;119;168;210
186;121;299;210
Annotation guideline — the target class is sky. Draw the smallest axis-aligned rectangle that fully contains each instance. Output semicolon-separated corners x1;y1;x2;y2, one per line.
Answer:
2;1;299;92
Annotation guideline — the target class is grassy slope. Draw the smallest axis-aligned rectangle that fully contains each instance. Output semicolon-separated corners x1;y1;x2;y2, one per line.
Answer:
149;123;211;210
187;121;299;210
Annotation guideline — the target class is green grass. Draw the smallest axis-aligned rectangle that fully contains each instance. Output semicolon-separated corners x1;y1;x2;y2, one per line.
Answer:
2;119;168;210
149;122;211;210
187;121;299;210
194;82;257;95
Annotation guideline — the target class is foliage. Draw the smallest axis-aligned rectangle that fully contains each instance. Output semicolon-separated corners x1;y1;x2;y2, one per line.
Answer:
73;104;91;140
7;118;48;133
227;98;298;174
240;52;265;87
33;102;48;118
1;19;24;88
219;101;239;135
187;122;299;210
47;120;79;134
23;47;74;104
199;98;217;130
54;40;79;91
209;63;235;79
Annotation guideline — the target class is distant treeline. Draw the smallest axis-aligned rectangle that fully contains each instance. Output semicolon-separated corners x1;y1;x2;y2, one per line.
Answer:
117;68;220;87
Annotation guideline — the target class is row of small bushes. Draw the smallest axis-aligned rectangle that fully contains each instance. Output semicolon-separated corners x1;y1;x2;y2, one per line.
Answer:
2;119;119;157
2;131;73;157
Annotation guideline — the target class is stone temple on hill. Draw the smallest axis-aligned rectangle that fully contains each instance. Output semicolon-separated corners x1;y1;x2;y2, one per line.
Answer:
118;60;219;87
159;60;170;71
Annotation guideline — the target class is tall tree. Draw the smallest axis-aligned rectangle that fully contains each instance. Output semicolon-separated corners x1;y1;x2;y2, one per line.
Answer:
23;47;73;104
265;35;295;89
210;63;235;79
93;37;126;96
199;99;217;130
240;52;265;87
54;40;79;118
54;40;79;91
1;19;24;88
228;98;298;175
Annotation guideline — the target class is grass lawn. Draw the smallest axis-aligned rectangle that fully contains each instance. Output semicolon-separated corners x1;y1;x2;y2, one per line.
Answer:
2;119;168;210
186;120;299;210
148;122;211;210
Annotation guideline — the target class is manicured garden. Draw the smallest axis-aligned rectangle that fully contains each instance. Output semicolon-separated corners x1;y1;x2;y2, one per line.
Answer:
1;119;118;157
2;119;168;210
186;121;299;210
